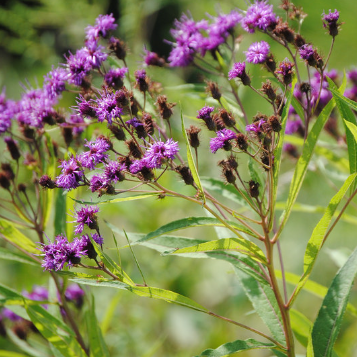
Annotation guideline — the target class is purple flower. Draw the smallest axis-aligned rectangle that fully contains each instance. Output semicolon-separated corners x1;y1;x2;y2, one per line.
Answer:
168;45;195;67
322;9;339;23
143;138;179;169
39;234;87;271
104;67;128;88
197;106;214;120
126;117;143;128
78;42;108;69
347;69;357;86
0;90;14;134
276;58;294;85
299;44;314;61
67;114;85;136
2;308;22;322
74;205;99;234
77;137;110;170
56;157;84;190
143;49;165;67
245;41;270;64
89;174;108;193
24;286;49;301
104;161;125;183
75;95;96;118
95;92;123;124
43;66;70;98
228;62;250;85
210;129;237;153
65;50;93;86
85;14;117;42
241;0;277;33
285;118;303;135
64;284;85;307
246;119;267;135
129;159;146;174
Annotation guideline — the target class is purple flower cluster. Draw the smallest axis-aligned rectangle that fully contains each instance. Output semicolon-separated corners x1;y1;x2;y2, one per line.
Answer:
85;14;117;42
210;129;237;153
95;92;123;124
228;62;250;85
104;67;128;88
130;138;179;173
245;41;270;64
44;66;70;99
74;205;99;234
39;232;104;271
56;157;85;190
197;106;214;120
0;90;16;134
246;119;267;135
77;137;110;170
241;0;277;33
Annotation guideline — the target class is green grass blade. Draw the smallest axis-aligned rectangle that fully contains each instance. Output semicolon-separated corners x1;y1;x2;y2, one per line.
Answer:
181;107;205;202
54;190;67;236
290;309;312;347
290;173;357;305
311;247;357;357
194;338;277;356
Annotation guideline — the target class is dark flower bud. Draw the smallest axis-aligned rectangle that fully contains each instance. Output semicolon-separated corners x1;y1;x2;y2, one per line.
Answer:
212;113;226;131
118;155;132;170
273;19;295;43
186;126;201;148
1;163;14;181
300;82;311;94
52;140;59;158
265;54;277;73
135;69;149;93
18;183;27;192
4;137;21;161
175;165;194;185
206;81;222;100
228;62;251;86
276;59;294;86
109;124;126;141
226;155;238;170
268;115;282;132
142;112;155;136
109;37;127;60
294;34;306;48
156;95;176;120
218;109;236;128
139;167;154;181
23;153;37;167
144;50;165;67
126;140;142;159
261;80;277;101
322;10;341;37
39;175;57;189
61;127;73;147
0;172;11;190
284;143;299;158
261;153;270;168
130;94;139;116
219;162;236;184
21;126;35;140
249;180;260;198
289;5;307;21
236;133;248;151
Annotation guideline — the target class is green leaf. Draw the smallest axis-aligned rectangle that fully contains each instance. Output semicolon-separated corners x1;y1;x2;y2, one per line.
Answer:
272;78;296;226
130;217;259;246
344;120;357;143
181;107;205;202
290;173;357;305
194;338;277;356
25;304;86;357
72;193;158;205
0;219;38;254
54;190;67;236
85;295;110;357
327;77;357;187
168;238;267;264
69;278;208;313
290;309;312;347
0;352;29;357
235;268;286;345
0;247;39;266
200;177;254;212
311;247;357;357
277;94;336;237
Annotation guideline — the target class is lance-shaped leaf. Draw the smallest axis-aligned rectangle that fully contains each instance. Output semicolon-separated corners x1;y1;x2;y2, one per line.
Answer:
168;238;267;264
0;247;40;266
130;216;259;246
195;338;277;357
235;268;286;345
72;193;158;205
311;247;357;357
181;108;205;202
54;190;67;236
290;173;357;305
276;94;336;238
344;120;357;143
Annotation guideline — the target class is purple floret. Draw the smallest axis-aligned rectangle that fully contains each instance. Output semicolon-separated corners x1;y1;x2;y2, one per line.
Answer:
44;66;70;98
104;161;125;183
168;45;195;67
276;58;294;76
104;67;128;87
299;44;314;61
126;117;143;128
95;92;123;124
86;14;117;41
197;106;214;120
74;205;99;234
2;308;22;322
77;137;110;170
0;90;14;134
89;174;108;192
24;286;49;301
245;41;270;64
144;138;179;169
210;129;237;153
64;284;85;307
228;62;246;80
78;42;108;69
241;0;277;33
322;9;339;23
65;50;93;86
56;157;84;190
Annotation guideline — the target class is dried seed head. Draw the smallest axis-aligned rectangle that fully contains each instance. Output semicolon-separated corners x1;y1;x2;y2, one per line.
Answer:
261;80;277;101
109;37;127;60
108;124;126;141
249;180;260;198
236;133;248;151
218;109;236;127
175;165;194;185
206;81;222;100
268;115;282;132
156;95;176;120
142;112;155;136
4;137;21;161
273;19;295;43
39;175;57;189
126;140;142;159
186;125;201;148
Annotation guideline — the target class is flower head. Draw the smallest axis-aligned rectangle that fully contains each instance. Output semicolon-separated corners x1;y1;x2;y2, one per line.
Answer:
104;67;128;88
210;129;237;153
104;161;125;183
86;14;117;42
143;49;165;67
64;284;85;308
228;62;251;85
276;58;294;85
299;44;314;61
77;137;110;170
95;92;123;124
322;9;340;37
78;42;108;69
74;205;99;234
245;41;270;64
65;50;93;86
56;157;84;190
44;67;69;98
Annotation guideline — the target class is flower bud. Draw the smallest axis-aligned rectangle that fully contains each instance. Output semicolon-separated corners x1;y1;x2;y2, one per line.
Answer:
249;180;260;198
186;125;201;148
175;165;194;185
4;137;21;161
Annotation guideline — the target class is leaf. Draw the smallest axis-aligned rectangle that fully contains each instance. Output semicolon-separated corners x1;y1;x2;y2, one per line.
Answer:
344;120;357;143
194;338;277;356
54;190;67;236
181;107;205;202
168;238;267;264
290;173;357;305
0;247;39;266
200;177;254;212
0;219;38;254
130;217;259;246
327;77;357;188
311;247;357;357
235;268;286;345
276;95;336;237
69;278;208;313
0;352;29;357
25;304;86;357
85;295;110;357
290;309;312;347
72;193;158;205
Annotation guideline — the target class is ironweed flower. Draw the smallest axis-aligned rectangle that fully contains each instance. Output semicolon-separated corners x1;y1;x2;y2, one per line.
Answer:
95;92;123;124
104;67;128;88
43;66;69;98
210;129;237;153
64;284;85;308
85;14;117;42
276;58;294;85
322;9;340;37
56;157;84;190
143;49;165;67
65;50;93;86
77;137;110;170
78;42;108;69
245;41;270;64
74;205;99;234
104;161;125;183
228;62;251;85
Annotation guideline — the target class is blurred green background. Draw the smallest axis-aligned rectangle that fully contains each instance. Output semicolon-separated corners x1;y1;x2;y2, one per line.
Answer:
1;0;357;356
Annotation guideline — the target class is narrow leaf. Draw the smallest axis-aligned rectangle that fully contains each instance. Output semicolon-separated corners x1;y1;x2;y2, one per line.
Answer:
344;120;357;143
72;193;158;205
181;107;205;202
311;247;357;357
169;238;267;264
290;173;357;304
195;338;277;357
290;309;312;347
0;247;39;266
54;191;67;236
